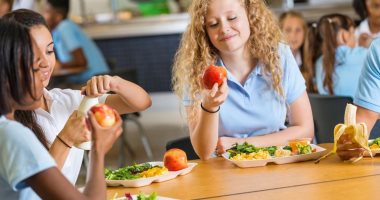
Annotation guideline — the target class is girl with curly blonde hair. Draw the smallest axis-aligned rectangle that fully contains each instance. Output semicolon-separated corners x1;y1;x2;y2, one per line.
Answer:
172;0;314;160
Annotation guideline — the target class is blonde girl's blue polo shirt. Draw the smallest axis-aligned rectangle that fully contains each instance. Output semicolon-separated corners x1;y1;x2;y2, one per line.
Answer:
184;43;306;138
354;38;380;112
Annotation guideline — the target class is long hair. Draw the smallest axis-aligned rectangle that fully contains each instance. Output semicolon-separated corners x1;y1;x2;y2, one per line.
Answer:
172;0;283;121
3;9;50;149
278;10;314;92
304;13;354;95
0;18;34;115
303;22;320;93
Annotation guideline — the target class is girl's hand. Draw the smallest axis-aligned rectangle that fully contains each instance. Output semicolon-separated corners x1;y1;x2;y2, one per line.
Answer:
81;75;120;97
202;78;228;112
358;33;372;48
59;111;90;147
336;134;365;161
215;136;239;155
88;109;122;154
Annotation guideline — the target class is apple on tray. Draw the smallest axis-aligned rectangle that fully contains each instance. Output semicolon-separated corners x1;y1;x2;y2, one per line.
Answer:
163;148;188;171
202;64;227;89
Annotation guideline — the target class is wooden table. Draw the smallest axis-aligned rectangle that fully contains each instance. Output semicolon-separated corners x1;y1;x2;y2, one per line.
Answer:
107;144;380;199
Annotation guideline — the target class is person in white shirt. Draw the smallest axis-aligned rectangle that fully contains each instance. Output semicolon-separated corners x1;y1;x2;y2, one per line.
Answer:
0;13;123;200
353;0;380;47
3;8;151;191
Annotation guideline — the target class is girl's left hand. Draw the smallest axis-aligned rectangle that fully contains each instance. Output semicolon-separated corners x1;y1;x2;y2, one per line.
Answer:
216;137;240;155
81;75;119;97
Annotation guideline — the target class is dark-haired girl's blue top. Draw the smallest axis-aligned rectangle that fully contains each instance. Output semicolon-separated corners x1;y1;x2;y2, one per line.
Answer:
0;116;55;200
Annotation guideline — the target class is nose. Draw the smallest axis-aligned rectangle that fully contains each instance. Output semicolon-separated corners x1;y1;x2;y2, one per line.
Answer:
36;51;49;69
220;20;231;34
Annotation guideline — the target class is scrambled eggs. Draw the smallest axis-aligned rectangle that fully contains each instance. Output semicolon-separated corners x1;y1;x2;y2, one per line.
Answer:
370;143;380;150
230;150;271;160
139;166;168;178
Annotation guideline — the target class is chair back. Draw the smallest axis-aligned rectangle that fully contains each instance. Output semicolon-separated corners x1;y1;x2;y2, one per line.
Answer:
166;136;199;160
109;68;138;84
370;120;380;139
308;94;353;143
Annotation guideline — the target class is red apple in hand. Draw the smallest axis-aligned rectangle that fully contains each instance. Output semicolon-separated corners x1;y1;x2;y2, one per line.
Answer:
163;148;188;171
90;104;116;127
202;65;227;89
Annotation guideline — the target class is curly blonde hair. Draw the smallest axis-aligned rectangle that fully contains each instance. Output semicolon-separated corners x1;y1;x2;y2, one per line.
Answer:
172;0;283;120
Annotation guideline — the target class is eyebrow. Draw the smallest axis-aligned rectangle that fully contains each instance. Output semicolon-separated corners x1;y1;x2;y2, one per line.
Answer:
47;41;54;47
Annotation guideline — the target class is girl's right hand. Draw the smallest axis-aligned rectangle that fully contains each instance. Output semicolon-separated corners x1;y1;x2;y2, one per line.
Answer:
59;111;90;147
202;78;228;111
336;134;365;161
87;110;122;154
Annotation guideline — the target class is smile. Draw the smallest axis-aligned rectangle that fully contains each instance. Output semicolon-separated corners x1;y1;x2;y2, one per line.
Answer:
220;34;236;41
42;71;50;80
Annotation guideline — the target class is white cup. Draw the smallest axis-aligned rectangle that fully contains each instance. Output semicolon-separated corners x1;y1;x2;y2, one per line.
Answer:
74;96;99;150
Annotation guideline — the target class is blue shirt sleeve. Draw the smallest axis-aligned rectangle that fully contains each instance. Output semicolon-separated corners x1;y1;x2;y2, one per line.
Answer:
0;119;56;191
354;38;380;112
58;20;81;51
280;44;306;104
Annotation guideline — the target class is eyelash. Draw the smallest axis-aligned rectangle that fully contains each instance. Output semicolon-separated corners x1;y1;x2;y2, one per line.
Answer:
209;23;218;28
228;16;237;21
208;17;237;28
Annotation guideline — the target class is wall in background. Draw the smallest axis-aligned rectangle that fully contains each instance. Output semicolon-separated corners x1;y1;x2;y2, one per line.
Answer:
69;0;140;19
69;0;110;18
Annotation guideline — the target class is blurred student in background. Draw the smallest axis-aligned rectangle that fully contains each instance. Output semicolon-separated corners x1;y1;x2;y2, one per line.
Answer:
0;0;12;17
353;0;380;47
279;11;306;68
43;0;110;85
305;14;368;98
279;11;314;92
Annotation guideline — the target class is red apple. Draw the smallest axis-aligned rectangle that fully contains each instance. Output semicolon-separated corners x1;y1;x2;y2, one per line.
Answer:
163;148;188;171
202;65;227;89
90;104;116;127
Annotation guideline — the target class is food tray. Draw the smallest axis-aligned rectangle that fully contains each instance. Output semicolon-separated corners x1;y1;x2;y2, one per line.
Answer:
222;144;326;168
106;162;197;187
